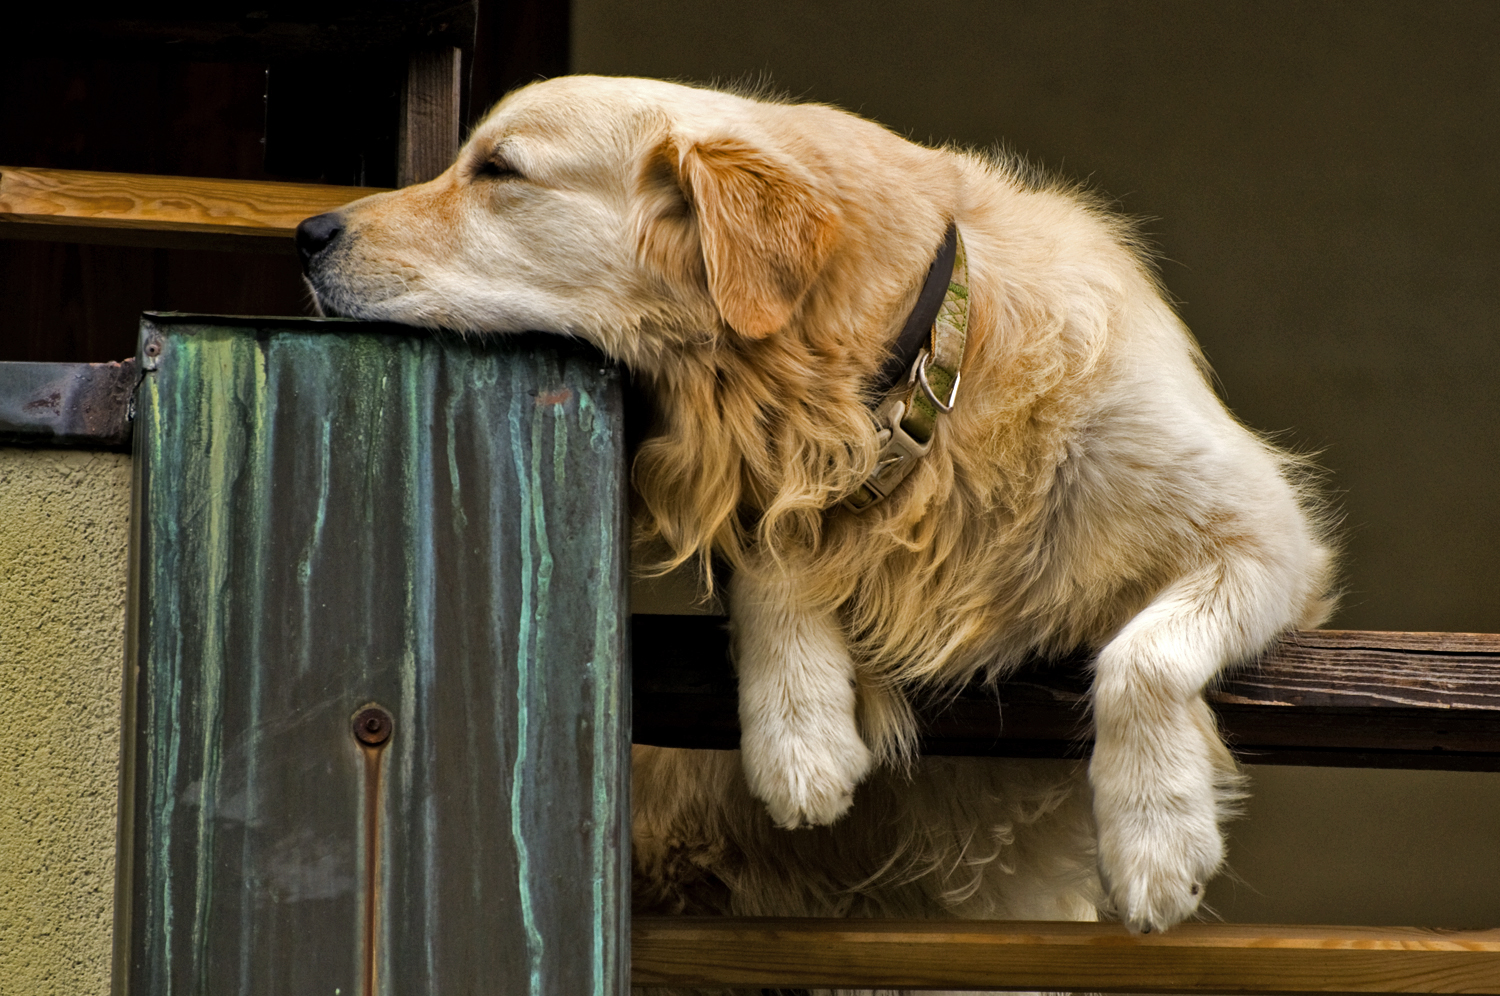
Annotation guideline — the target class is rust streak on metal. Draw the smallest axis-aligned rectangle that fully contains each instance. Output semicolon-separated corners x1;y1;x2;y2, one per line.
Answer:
353;704;393;996
535;387;573;407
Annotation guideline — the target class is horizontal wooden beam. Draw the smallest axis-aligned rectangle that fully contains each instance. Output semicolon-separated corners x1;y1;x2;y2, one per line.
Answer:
631;917;1500;994
0;167;384;253
632;621;1500;769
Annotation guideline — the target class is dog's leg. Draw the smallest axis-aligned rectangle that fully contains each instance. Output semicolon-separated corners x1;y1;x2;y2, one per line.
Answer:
730;564;873;829
1090;553;1300;932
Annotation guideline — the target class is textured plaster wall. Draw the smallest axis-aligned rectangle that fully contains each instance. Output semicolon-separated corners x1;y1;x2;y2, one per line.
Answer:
1;448;131;996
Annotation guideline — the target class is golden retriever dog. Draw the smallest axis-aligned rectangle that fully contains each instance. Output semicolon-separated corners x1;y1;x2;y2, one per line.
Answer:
296;75;1334;950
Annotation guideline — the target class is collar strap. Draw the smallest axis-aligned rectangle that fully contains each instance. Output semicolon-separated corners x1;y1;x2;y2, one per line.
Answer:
872;223;959;394
844;223;970;512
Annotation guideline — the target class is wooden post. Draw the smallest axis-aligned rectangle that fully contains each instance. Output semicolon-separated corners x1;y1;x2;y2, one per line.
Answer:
399;47;463;187
118;316;629;995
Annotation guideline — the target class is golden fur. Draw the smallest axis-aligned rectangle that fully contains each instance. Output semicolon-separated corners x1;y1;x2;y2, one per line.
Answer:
301;75;1336;961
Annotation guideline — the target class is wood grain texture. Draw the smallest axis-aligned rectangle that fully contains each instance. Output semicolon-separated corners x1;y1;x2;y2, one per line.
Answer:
632;619;1500;768
399;47;463;187
0;167;383;252
632;917;1500;994
1223;631;1500;709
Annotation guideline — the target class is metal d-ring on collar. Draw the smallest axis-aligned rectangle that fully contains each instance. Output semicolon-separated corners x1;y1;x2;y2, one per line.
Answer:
914;348;960;414
843;223;970;513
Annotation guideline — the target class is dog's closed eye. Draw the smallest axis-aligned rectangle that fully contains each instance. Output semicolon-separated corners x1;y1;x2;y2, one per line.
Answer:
473;157;523;182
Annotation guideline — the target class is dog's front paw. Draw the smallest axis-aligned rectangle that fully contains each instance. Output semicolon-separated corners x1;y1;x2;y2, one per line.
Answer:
729;566;878;829
741;721;873;828
1090;719;1231;932
1094;795;1222;932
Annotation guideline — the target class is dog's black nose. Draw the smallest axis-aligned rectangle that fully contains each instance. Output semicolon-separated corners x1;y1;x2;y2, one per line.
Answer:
295;212;344;270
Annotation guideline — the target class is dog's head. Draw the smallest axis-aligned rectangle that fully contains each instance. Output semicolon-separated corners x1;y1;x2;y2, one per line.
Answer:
300;77;963;570
298;76;951;370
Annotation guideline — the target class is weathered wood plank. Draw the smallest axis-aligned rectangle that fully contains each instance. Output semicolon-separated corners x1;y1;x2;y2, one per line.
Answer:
122;317;628;995
1223;631;1500;710
632;619;1500;768
632;917;1500;994
399;47;464;187
0;167;382;252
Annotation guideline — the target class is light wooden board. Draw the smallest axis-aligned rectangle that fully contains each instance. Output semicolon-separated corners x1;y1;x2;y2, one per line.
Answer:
0;167;383;252
632;917;1500;994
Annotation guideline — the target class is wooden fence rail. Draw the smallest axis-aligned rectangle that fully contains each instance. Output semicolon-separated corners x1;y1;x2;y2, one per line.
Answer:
631;628;1500;991
632;917;1500;994
634;621;1500;769
0;166;379;252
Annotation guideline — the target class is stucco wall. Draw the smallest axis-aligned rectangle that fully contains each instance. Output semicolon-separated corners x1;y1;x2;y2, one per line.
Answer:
1;447;131;996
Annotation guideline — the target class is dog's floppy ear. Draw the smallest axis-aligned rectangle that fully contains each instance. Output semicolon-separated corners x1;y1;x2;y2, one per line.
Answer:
637;134;840;338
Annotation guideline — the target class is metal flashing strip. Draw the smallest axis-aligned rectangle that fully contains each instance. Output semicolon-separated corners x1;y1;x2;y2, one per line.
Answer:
0;359;136;448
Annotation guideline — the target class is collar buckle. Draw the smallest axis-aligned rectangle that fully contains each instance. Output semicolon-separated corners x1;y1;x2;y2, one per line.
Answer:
842;224;969;514
841;397;933;513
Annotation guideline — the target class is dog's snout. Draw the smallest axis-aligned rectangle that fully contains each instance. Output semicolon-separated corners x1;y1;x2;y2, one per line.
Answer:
296;212;345;270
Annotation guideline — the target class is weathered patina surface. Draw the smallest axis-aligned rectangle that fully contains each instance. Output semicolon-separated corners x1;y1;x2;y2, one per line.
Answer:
122;315;628;995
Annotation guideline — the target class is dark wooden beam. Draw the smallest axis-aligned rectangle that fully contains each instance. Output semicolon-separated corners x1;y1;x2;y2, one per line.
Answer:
467;0;570;126
632;916;1500;994
10;2;477;62
398;47;464;187
632;619;1500;770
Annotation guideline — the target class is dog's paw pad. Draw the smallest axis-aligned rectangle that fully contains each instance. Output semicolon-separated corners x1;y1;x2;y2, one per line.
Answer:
746;731;872;829
769;789;856;830
1099;817;1222;932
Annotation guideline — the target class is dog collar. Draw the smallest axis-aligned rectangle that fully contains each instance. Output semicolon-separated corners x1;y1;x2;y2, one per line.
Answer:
844;223;970;512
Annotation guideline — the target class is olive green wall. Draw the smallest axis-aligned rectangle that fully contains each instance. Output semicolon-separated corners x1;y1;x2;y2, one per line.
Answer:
0;448;131;995
574;0;1500;926
573;0;1500;634
1227;765;1500;928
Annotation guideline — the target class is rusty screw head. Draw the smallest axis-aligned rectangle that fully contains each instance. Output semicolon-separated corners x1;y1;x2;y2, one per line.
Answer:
353;706;393;746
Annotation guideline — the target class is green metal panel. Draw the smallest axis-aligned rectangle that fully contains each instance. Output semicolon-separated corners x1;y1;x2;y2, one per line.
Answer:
119;314;629;995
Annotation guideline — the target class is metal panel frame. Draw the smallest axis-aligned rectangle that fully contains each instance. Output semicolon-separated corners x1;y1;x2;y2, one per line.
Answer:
117;314;628;995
